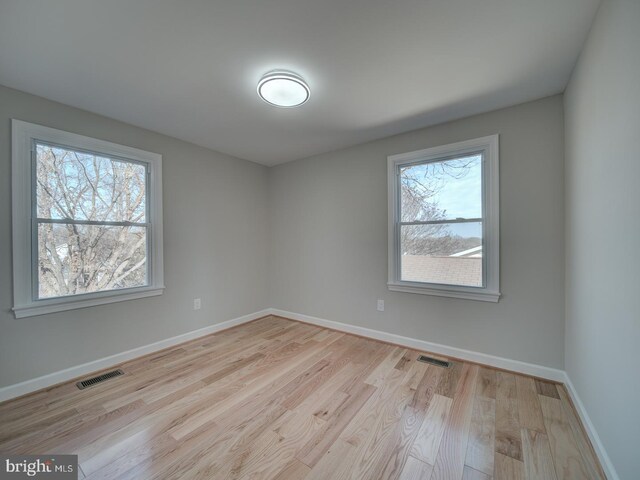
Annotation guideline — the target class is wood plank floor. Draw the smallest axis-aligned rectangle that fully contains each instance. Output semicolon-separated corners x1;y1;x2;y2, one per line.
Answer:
0;316;605;480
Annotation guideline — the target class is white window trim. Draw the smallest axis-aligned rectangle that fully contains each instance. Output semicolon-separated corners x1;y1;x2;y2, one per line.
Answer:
11;119;165;318
387;135;500;302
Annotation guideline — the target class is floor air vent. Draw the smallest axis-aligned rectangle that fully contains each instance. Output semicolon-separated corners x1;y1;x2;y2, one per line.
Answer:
76;369;124;390
417;355;450;368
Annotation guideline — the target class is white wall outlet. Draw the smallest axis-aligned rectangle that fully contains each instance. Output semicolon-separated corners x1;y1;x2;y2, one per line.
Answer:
377;299;385;312
193;298;201;311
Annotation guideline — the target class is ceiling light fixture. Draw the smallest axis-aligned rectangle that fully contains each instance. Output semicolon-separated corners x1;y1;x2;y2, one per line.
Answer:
257;71;310;108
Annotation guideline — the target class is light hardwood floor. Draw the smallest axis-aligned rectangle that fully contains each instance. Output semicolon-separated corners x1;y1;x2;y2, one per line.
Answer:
0;316;605;480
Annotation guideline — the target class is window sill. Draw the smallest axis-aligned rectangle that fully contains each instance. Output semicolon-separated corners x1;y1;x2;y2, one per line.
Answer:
387;282;500;302
13;286;165;318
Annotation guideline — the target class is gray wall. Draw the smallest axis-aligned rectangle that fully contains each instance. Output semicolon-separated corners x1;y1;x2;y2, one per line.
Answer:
269;96;565;368
0;85;270;387
564;1;640;478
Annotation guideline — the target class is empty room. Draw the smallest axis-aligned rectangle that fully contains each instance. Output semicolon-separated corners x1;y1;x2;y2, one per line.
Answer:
0;0;638;479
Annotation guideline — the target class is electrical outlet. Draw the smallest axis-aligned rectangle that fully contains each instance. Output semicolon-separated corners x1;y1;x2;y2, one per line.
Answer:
377;299;384;312
193;298;201;311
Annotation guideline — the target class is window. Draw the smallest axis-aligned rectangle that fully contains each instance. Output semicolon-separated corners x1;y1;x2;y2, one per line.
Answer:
12;120;164;318
387;135;500;302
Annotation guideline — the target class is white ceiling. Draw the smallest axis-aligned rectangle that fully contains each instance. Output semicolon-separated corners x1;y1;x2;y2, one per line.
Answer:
0;0;600;166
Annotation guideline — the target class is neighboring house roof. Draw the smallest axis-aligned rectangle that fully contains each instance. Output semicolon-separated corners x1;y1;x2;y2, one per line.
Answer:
401;254;482;287
449;245;482;257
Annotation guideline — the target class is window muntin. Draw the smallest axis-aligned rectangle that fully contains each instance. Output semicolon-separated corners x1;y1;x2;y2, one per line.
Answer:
34;142;151;299
388;135;499;302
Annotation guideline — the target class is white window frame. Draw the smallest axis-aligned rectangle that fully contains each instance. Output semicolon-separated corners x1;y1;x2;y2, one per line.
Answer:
387;135;500;302
12;120;164;318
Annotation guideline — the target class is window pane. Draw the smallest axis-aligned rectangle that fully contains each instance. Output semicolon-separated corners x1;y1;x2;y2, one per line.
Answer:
400;154;482;222
37;223;147;298
36;143;147;222
400;222;483;287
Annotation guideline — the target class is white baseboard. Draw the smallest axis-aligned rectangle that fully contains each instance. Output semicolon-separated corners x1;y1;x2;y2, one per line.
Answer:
0;309;271;403
562;373;619;480
268;308;566;382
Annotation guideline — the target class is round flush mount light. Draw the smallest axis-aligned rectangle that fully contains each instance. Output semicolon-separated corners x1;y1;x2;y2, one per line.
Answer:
257;71;310;107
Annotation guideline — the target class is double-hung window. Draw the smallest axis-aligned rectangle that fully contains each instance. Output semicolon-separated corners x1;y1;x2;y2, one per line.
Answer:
387;135;500;302
12;120;164;318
